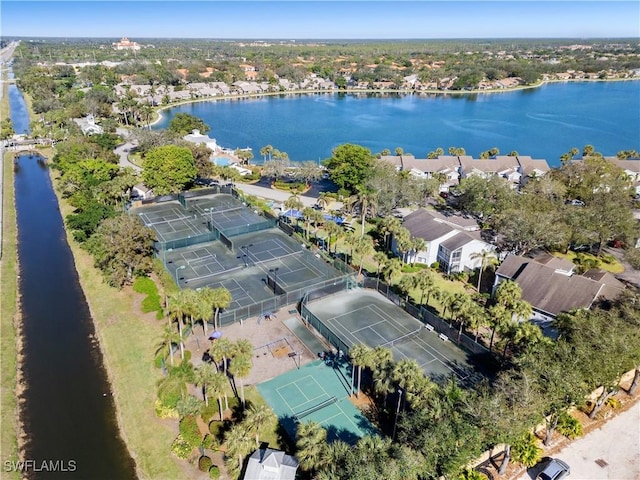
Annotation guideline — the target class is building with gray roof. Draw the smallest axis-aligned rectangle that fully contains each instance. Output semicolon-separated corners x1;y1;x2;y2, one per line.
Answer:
242;448;298;480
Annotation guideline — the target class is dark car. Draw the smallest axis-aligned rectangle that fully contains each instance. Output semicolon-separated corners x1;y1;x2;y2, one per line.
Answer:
536;458;570;480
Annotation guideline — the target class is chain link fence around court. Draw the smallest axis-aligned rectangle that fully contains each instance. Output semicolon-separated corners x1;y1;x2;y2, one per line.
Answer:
219;274;355;326
361;278;489;355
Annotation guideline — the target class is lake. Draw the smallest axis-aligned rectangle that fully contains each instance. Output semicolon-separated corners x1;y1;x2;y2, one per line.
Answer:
154;81;640;167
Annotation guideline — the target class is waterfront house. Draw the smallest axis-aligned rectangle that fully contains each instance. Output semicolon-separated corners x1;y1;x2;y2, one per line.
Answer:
378;155;461;191
73;114;103;135
183;129;221;155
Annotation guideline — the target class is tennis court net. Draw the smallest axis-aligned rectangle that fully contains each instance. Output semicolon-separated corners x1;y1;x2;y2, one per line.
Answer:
144;215;193;227
247;249;303;267
380;326;423;348
294;396;337;421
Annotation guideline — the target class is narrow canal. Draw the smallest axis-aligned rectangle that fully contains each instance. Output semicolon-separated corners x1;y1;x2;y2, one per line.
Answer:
10;83;137;478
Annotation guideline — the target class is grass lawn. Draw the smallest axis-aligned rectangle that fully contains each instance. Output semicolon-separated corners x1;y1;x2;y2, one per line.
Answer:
1;150;20;479
53;172;184;479
552;250;625;274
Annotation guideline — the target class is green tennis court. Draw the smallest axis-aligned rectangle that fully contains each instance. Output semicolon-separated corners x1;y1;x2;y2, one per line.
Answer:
257;359;377;444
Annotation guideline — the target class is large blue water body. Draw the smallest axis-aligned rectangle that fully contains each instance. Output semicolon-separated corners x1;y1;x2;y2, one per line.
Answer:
154;81;640;167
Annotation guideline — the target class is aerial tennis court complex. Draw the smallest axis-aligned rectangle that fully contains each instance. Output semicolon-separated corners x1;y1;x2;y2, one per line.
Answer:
130;189;351;325
257;359;377;444
301;288;477;384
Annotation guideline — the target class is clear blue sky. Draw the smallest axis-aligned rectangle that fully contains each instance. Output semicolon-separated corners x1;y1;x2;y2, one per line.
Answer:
2;1;639;40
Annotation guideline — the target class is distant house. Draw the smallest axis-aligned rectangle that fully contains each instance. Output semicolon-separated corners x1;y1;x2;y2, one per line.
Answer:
493;253;624;325
73;114;103;135
392;208;494;274
242;448;299;480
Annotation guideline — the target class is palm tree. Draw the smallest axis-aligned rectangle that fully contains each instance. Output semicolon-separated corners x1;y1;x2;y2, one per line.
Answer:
214;337;234;374
381;257;403;284
349;344;372;398
393;227;412;263
295;421;328;472
156;325;179;367
194;363;217;407
195;287;216;336
450;292;473;331
353;186;377;236
209;371;227;421
377;216;402;252
436;290;454;319
259;144;273;162
167;292;188;360
245;403;276;447
391;359;425;407
324;220;343;254
470;249;499;292
211;288;232;330
235;338;253;359
224;424;253;476
414;270;435;305
398;274;418;304
353;234;374;276
317;192;331;211
410;237;426;266
208;339;225;372
229;353;252;408
373;251;388;288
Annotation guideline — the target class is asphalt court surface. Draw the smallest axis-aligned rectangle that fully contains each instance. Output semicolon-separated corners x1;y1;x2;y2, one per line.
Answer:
305;288;474;382
188;194;266;233
133;202;210;243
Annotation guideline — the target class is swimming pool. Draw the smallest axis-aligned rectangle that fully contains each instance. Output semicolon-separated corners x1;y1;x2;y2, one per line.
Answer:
214;157;230;166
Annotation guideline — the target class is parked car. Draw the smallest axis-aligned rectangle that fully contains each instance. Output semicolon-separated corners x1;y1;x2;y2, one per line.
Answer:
566;199;585;206
536;458;570;480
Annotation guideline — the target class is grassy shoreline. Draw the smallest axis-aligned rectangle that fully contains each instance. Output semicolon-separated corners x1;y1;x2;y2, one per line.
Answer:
1;62;20;479
16;90;184;478
1;149;20;480
50;167;184;479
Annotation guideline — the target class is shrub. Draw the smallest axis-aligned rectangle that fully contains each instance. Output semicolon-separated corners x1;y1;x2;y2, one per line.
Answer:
209;465;221;479
133;276;158;295
180;415;203;448
557;411;583;439
209;420;224;438
198;456;213;472
624;247;640;270
606;396;621;409
458;468;487;480
430;262;440;269
201;401;218;423
512;432;542;467
601;253;616;264
141;293;162;313
171;434;194;460
202;433;219;450
154;398;179;419
157;377;186;409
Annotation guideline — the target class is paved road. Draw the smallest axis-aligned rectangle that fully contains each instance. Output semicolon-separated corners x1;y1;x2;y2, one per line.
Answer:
114;141;142;173
233;182;318;207
518;402;640;480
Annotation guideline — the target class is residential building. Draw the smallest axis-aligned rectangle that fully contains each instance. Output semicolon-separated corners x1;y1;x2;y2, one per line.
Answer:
72;114;103;135
183;129;221;154
392;208;494;274
378;154;550;190
242;448;299;480
493;253;624;325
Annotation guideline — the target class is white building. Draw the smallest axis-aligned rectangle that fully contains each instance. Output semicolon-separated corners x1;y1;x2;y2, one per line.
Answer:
242;448;299;480
392;208;494;274
182;129;220;154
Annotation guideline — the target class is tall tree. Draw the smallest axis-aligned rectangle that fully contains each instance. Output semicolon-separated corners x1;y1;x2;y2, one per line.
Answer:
141;144;197;195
